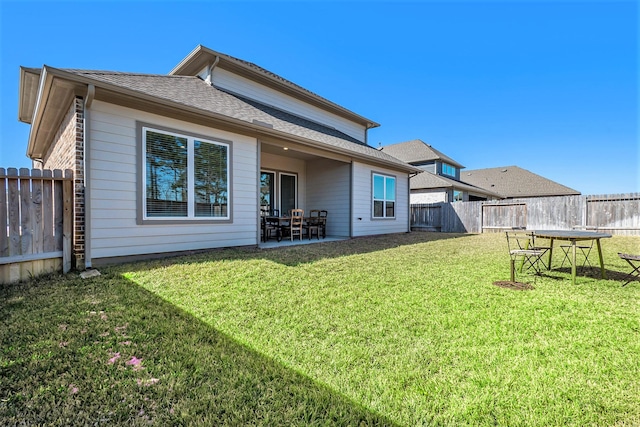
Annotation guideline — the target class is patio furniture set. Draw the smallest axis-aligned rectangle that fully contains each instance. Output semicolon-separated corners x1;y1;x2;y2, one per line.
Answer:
506;228;638;286
261;209;328;242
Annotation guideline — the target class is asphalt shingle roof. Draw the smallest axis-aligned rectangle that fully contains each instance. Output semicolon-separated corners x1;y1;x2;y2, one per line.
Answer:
380;139;464;168
461;166;581;198
411;171;502;197
62;69;413;170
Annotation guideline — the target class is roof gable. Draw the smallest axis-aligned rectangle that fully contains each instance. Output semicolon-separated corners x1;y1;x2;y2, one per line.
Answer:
411;171;502;197
169;45;379;129
462;166;580;198
380;139;464;168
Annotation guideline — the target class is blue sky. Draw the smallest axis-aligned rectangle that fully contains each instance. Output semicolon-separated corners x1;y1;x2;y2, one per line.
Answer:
1;0;637;195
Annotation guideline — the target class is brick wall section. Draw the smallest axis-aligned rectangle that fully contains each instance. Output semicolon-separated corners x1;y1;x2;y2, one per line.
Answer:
37;96;86;270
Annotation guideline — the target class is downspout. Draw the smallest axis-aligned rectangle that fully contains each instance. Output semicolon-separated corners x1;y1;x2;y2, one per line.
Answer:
205;56;220;86
83;84;95;268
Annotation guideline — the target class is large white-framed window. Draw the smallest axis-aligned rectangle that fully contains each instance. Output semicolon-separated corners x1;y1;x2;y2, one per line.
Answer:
372;173;396;218
142;125;230;221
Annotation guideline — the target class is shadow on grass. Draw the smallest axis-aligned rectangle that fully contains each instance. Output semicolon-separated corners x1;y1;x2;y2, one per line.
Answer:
541;266;635;285
1;274;398;426
110;231;474;271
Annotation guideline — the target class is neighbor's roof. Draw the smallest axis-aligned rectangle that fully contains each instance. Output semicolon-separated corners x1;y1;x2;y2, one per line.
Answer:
411;171;502;198
20;67;418;172
461;166;581;198
380;139;464;169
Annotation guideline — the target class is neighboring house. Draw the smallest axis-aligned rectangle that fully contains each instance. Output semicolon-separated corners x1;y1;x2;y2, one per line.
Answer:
380;139;500;203
461;166;581;198
18;45;420;269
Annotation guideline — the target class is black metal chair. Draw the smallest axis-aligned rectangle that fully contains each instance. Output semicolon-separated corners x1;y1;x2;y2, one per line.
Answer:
319;210;328;238
618;253;640;287
260;207;280;242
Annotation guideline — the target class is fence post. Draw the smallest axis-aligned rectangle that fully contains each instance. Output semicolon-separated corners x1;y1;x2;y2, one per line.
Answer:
63;169;73;273
0;168;7;259
582;195;588;229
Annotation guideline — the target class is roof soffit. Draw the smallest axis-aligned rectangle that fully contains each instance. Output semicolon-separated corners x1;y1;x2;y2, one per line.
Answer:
19;67;43;123
27;68;87;159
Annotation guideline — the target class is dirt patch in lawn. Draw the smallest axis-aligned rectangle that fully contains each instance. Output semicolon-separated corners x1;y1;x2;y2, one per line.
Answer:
492;281;535;290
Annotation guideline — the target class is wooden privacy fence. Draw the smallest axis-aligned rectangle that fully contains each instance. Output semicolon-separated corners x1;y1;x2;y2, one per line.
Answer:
411;193;640;235
1;168;73;284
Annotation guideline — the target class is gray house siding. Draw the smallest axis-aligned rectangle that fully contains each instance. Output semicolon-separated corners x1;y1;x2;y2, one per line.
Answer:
306;159;351;237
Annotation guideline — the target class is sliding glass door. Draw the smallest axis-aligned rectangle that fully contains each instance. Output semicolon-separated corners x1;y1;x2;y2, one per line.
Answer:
280;173;297;215
261;171;297;215
260;171;275;214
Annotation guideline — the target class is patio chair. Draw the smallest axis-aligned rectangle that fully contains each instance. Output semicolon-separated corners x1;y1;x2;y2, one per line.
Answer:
262;217;280;242
505;231;546;281
618;253;640;287
528;232;552;270
284;209;304;241
560;240;593;269
260;208;280;242
305;210;321;240
319;210;328;238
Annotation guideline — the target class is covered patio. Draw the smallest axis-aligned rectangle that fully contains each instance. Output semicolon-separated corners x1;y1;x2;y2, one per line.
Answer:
259;138;353;242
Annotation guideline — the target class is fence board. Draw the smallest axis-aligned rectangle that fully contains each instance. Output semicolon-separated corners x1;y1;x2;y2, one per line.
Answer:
586;193;640;236
411;193;640;235
411;204;442;231
453;201;483;232
19;168;33;279
0;169;7;258
54;170;64;252
62;170;73;273
31;169;44;275
42;170;54;253
7;168;20;257
0;168;73;284
0;169;6;284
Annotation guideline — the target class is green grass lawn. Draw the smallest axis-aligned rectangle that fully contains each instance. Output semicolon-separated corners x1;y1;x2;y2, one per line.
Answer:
2;232;639;426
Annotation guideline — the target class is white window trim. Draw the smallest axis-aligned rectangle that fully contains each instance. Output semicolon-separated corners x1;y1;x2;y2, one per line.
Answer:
138;123;232;224
372;172;396;219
